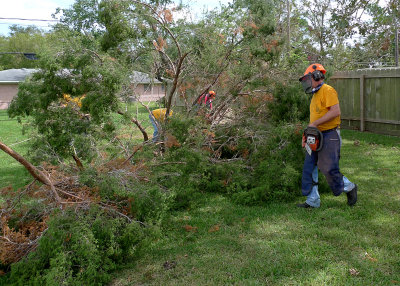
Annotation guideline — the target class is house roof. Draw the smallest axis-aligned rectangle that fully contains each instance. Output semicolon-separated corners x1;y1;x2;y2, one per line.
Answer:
0;68;38;83
0;69;162;84
130;71;162;84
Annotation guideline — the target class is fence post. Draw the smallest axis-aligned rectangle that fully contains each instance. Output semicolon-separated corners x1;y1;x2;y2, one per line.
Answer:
360;74;365;132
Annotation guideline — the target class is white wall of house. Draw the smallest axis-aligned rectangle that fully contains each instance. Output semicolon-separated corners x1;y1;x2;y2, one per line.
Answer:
134;83;166;102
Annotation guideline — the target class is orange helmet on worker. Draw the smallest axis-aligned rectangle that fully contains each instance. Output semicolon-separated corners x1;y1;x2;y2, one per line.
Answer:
299;63;326;81
299;63;326;94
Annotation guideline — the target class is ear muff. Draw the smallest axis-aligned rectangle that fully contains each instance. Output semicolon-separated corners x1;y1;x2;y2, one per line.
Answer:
312;70;324;81
299;63;326;84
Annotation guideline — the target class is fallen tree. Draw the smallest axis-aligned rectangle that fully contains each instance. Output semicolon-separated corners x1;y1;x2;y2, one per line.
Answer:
0;141;147;268
0;141;60;204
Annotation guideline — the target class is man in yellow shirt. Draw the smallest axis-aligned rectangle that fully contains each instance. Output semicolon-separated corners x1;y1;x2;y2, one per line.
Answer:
297;63;357;208
149;108;173;142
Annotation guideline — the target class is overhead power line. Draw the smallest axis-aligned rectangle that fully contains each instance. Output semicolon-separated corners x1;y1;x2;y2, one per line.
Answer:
0;17;58;22
0;23;50;26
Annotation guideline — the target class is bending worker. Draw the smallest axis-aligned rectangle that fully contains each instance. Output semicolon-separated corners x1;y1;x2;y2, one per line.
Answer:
297;63;357;208
149;108;173;143
198;90;216;110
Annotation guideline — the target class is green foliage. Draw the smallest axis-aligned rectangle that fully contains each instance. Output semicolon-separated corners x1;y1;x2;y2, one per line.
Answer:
55;0;103;36
80;166;171;224
130;186;171;223
229;124;305;205
0;25;45;70
156;111;307;207
98;0;136;52
160;145;208;192
6;207;144;286
230;161;302;205
236;0;278;61
7;29;126;162
268;82;309;124
166;114;197;144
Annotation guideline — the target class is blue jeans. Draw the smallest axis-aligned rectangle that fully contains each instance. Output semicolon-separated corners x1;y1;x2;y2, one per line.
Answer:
302;129;355;207
149;114;159;142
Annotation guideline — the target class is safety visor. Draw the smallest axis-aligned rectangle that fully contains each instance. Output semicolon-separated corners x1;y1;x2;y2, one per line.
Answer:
299;73;312;82
299;74;313;94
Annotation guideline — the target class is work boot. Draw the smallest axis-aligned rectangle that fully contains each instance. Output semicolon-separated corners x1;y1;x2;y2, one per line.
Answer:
296;202;314;208
346;184;358;206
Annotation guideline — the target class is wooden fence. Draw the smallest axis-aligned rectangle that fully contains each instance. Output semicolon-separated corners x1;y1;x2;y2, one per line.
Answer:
329;68;400;136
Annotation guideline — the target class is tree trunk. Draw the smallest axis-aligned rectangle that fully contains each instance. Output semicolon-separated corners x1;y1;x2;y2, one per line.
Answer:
72;154;84;171
165;52;190;119
0;141;61;203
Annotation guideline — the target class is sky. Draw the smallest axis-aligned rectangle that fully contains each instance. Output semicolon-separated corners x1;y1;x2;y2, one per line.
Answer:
0;0;230;37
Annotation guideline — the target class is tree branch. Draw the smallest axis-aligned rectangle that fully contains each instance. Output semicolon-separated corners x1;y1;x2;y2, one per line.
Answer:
117;110;149;141
165;51;190;116
191;38;244;108
0;141;61;204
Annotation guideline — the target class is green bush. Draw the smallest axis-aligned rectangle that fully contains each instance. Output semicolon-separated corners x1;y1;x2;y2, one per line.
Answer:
129;186;171;223
156;146;208;210
169;186;199;211
230;123;305;205
5;207;144;286
166;113;203;144
80;167;171;224
160;111;309;206
161;117;308;206
268;83;309;124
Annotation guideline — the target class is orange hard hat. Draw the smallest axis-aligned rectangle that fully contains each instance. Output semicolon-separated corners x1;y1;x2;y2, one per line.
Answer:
209;90;215;96
299;63;326;81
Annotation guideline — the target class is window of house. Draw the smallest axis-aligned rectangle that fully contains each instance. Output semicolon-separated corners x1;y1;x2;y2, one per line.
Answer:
143;84;152;93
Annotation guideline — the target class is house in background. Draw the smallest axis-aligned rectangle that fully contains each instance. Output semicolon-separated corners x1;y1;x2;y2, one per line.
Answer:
0;69;165;110
0;69;37;109
129;71;166;102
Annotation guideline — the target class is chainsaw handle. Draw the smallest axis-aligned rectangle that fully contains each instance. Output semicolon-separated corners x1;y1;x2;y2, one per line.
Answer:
302;127;323;152
315;131;323;151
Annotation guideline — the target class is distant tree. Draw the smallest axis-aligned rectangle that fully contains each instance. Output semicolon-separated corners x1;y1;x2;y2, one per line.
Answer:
0;25;46;70
351;0;399;67
288;0;379;69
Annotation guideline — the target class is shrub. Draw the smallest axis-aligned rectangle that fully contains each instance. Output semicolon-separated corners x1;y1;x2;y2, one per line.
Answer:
166;113;203;144
230;123;305;205
5;207;145;286
80;166;171;224
267;83;309;124
129;186;171;223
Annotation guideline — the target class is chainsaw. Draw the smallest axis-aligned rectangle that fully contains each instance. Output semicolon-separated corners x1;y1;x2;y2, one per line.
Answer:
302;126;323;155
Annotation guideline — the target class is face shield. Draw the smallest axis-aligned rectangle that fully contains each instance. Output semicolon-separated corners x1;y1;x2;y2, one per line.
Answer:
299;74;313;94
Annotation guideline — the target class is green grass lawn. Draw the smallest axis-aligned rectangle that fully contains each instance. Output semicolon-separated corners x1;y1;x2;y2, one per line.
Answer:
0;110;31;190
114;101;160;143
110;129;400;286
